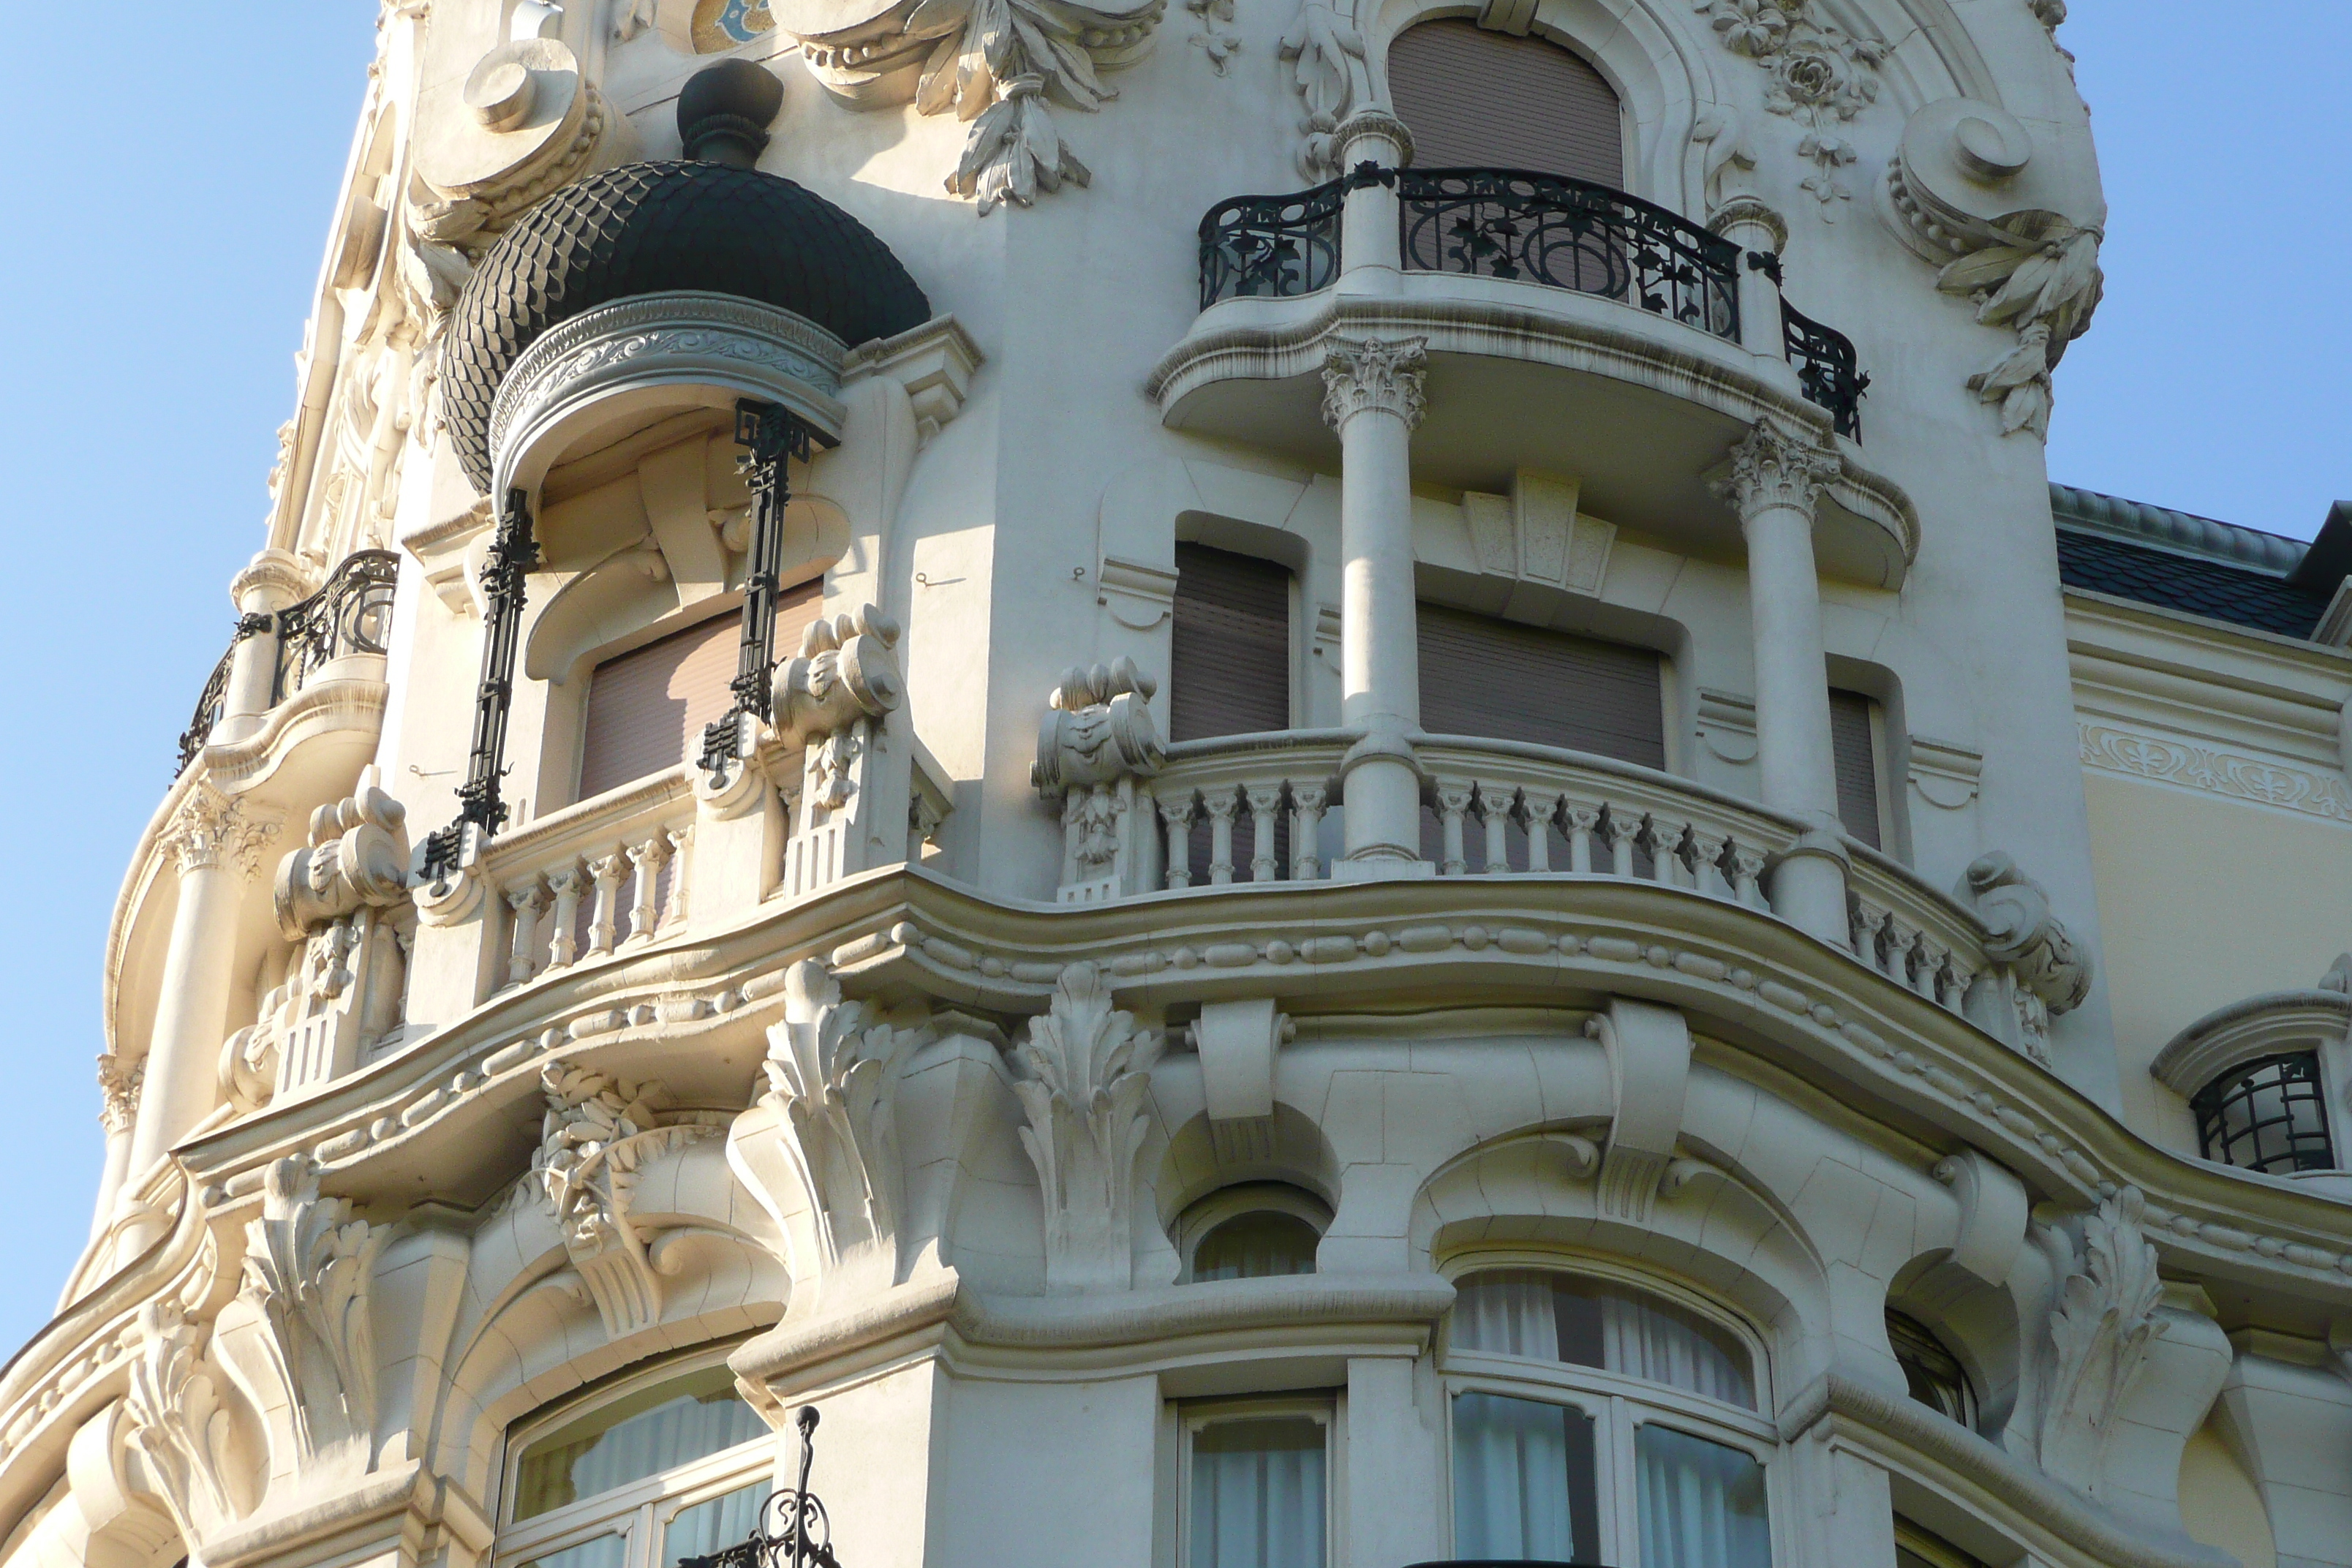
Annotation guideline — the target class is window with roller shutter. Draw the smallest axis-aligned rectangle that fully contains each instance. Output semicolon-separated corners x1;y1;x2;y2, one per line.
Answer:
1385;19;1624;186
1829;688;1883;850
575;581;824;803
1170;543;1293;742
1417;605;1665;766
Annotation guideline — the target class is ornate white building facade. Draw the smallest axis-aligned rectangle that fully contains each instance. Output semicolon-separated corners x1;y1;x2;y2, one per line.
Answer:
9;4;2351;1568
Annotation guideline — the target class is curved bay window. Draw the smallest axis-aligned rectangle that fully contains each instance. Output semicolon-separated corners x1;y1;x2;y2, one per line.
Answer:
2193;1052;2335;1175
1885;1309;1977;1430
499;1362;772;1568
1445;1268;1772;1567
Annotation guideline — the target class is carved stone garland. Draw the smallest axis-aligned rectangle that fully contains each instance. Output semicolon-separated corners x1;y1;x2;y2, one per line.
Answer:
1276;0;1370;178
779;0;1168;214
1695;0;1888;214
1010;962;1165;1293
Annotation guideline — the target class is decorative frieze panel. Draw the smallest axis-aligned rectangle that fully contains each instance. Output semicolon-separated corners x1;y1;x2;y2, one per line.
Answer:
2080;721;2352;823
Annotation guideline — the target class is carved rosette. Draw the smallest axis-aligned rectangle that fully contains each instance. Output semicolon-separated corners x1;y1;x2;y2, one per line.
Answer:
1320;336;1428;434
1694;0;1888;214
778;0;1166;214
1010;962;1165;1292
162;784;282;881
2039;1186;2163;1493
1714;419;1839;521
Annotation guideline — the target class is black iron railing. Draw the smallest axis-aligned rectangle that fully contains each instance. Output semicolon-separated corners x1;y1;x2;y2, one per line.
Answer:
1398;168;1741;342
176;551;401;776
678;1407;840;1568
272;549;399;704
1198;178;1346;309
1782;300;1868;440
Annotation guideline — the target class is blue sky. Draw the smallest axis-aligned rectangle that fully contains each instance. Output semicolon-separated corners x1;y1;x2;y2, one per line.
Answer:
0;4;2341;1354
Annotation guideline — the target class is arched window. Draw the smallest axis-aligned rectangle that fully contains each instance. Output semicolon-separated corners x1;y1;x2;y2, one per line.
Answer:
1444;1268;1773;1568
1179;1182;1329;1281
500;1361;772;1568
1386;18;1624;186
1885;1308;1978;1429
2193;1053;2335;1173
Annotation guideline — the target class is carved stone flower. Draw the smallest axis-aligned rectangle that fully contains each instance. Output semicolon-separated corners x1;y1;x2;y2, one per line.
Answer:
1770;47;1841;107
1704;0;1790;58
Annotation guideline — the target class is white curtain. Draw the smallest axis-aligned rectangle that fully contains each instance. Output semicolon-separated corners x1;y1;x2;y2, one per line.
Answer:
1635;1425;1771;1568
516;1534;627;1568
517;1385;767;1518
1452;1392;1591;1562
1455;1272;1559;1360
664;1482;766;1564
1601;1293;1754;1410
1191;1418;1326;1568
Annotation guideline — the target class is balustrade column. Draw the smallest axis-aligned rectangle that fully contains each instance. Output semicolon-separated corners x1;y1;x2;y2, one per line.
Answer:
1323;335;1432;875
1332;110;1411;289
121;785;280;1243
215;548;310;745
1719;419;1850;947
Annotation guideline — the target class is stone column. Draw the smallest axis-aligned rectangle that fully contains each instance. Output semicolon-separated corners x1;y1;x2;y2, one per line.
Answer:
1323;336;1432;876
1717;420;1849;945
1333;110;1411;290
1709;196;1791;361
1345;1355;1444;1567
91;1057;141;1242
215;548;311;745
123;785;279;1230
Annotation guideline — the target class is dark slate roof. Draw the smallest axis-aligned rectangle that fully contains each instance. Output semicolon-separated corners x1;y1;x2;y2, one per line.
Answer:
2054;528;2331;638
442;160;931;490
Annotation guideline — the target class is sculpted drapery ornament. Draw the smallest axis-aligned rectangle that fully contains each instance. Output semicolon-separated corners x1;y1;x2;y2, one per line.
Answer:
1695;0;1887;214
1321;336;1428;432
1011;962;1165;1292
776;0;1166;214
1942;222;2102;440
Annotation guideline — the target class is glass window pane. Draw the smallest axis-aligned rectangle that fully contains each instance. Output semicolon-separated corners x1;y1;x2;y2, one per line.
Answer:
1452;1392;1602;1565
1635;1425;1771;1568
1194;1213;1321;1281
1190;1417;1326;1568
516;1368;767;1520
665;1482;767;1566
512;1534;627;1568
1452;1273;1755;1410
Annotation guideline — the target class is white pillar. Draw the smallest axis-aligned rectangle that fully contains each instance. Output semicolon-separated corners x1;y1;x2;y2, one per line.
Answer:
90;1058;140;1242
1718;420;1849;946
215;548;310;745
1323;336;1432;876
1709;196;1790;361
122;785;279;1235
1344;1356;1444;1568
1332;110;1411;291
1792;1436;1899;1568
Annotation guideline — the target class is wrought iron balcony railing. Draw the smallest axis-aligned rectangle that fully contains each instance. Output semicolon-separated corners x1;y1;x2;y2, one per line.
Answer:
175;549;400;774
677;1406;840;1568
1782;298;1869;440
1193;168;1866;436
1396;167;1740;342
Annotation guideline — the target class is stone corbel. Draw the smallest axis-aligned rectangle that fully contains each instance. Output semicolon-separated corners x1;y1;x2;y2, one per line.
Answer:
1963;852;2092;1060
209;1159;388;1498
1096;554;1179;631
1931;1148;2029;1289
1011;962;1166;1294
1033;659;1166;903
840;317;984;447
1188;998;1294;1123
527;1064;722;1338
1585;998;1692;1224
1697;689;1760;766
122;1298;257;1543
1457;471;1614;607
727;961;935;1311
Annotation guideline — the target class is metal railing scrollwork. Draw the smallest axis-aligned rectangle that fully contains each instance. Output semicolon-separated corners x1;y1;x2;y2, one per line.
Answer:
1198;178;1346;309
271;549;399;704
1781;300;1868;440
676;1407;842;1568
1396;168;1741;342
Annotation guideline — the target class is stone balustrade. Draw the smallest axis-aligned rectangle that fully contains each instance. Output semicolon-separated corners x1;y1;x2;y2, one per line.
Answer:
478;774;696;991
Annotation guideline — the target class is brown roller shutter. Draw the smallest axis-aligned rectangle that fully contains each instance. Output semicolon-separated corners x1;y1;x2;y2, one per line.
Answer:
1830;689;1882;850
1417;605;1664;766
1171;544;1292;742
576;581;823;802
1387;19;1624;186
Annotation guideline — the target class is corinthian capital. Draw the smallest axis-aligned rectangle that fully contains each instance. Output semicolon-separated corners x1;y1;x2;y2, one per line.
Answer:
1715;419;1839;520
162;783;282;879
98;1052;143;1134
1321;336;1429;433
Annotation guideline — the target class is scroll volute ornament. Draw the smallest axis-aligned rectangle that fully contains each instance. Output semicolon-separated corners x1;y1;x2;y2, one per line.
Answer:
774;606;906;745
275;783;411;939
1964;851;2092;1015
1032;657;1164;793
774;0;1166;211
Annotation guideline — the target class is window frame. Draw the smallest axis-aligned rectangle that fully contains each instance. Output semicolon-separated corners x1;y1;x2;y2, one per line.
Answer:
1437;1257;1781;1568
494;1351;774;1568
1175;1181;1333;1283
1175;1393;1343;1568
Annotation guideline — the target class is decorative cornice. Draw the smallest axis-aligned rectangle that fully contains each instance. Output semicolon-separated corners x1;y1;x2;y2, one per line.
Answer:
1319;336;1428;433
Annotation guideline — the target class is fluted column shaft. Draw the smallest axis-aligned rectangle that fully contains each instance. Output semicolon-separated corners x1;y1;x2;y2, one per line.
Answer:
1324;336;1431;873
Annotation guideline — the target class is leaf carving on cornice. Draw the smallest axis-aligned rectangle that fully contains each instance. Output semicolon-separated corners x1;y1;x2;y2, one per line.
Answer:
1011;962;1164;1293
2039;1186;2164;1493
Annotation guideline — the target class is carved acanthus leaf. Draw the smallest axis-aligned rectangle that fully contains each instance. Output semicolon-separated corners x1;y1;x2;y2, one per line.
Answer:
99;1053;144;1135
228;1158;387;1471
1276;0;1368;177
162;785;282;881
2040;1186;2164;1493
123;1299;247;1540
1941;222;2103;440
1714;418;1839;519
1322;336;1428;432
1010;962;1165;1293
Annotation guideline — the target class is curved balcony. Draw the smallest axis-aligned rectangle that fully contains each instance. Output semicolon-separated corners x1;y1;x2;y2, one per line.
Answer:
1158;168;1909;586
176;549;398;773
